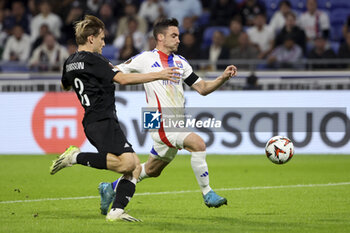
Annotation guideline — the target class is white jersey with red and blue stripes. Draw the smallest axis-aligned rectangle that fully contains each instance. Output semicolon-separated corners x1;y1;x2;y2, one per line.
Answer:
117;49;195;109
117;49;198;150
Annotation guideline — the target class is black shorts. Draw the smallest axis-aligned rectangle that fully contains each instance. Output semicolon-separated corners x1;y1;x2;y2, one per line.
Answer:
84;118;134;156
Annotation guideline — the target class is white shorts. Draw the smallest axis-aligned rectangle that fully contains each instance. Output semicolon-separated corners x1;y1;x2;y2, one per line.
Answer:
149;130;192;162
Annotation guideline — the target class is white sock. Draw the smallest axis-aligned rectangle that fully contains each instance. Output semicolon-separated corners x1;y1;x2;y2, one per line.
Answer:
130;177;137;185
191;151;211;195
137;163;149;183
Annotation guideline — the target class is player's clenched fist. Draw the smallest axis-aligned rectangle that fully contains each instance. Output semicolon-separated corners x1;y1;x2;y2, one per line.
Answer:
224;65;238;80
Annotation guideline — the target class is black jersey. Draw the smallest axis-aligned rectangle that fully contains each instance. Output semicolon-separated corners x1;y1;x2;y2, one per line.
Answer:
61;51;119;127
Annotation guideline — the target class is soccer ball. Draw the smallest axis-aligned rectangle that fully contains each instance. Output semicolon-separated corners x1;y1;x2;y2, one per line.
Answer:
265;136;294;164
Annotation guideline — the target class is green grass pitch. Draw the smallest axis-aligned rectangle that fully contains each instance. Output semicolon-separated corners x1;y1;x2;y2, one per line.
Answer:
1;154;350;233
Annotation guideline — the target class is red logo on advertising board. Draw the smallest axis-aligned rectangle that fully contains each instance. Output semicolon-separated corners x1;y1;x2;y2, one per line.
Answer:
32;92;85;154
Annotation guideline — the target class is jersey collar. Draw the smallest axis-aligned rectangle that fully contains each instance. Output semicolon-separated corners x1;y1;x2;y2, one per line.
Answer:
156;49;175;68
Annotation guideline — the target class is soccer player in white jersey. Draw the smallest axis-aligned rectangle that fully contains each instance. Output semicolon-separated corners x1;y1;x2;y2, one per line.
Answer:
98;18;237;214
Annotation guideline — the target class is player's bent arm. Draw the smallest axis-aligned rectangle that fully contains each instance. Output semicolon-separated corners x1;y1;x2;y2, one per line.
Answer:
192;65;237;96
192;78;226;96
113;67;180;85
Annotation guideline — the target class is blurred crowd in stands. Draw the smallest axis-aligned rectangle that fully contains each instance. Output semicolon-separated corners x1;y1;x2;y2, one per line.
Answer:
0;0;350;72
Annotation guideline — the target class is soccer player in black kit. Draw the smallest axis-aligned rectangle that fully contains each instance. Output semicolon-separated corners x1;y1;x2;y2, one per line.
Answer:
50;15;179;222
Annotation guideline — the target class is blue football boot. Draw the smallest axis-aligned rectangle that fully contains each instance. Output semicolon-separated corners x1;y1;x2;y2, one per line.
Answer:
203;190;227;208
98;182;116;215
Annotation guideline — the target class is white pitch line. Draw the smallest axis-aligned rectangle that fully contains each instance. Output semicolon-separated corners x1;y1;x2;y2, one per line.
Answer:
1;182;350;204
0;196;98;204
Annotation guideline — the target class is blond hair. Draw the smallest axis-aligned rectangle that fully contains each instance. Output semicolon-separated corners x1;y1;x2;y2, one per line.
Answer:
74;15;105;45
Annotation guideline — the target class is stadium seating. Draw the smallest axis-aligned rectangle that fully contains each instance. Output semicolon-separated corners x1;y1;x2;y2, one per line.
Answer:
330;8;349;25
1;62;29;72
317;0;332;9
1;0;349;73
327;0;350;9
266;9;274;21
235;0;245;4
330;25;344;42
329;41;340;53
196;11;210;27
264;0;281;11
102;44;118;60
202;26;230;48
290;0;306;11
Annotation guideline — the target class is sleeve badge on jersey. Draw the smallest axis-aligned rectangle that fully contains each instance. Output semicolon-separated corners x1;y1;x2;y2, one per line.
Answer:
108;62;119;72
175;60;183;68
124;59;132;64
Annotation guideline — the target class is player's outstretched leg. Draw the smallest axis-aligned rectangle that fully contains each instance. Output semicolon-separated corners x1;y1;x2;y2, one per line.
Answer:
50;145;80;175
98;182;116;215
184;133;228;208
191;151;228;208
